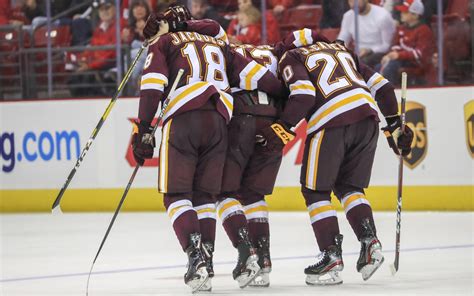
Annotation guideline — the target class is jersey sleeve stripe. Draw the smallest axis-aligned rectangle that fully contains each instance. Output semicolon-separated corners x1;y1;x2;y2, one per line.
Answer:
140;73;168;91
239;62;267;90
289;80;316;97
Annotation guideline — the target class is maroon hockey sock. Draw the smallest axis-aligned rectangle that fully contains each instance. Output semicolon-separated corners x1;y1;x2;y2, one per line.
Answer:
248;220;270;245
222;214;248;248
346;205;376;240
172;210;200;251
312;217;340;251
199;218;216;244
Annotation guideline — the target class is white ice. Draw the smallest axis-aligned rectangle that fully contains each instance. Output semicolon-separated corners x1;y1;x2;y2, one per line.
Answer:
1;212;473;295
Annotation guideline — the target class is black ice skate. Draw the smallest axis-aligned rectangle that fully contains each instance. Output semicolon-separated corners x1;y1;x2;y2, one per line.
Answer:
184;233;209;293
232;227;261;288
198;242;214;292
305;234;344;286
249;236;272;287
357;218;384;281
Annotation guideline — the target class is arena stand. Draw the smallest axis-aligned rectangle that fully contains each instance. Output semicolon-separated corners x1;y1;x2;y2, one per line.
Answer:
0;0;472;100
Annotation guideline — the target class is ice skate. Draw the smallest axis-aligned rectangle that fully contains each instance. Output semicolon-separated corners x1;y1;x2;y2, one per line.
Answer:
198;242;214;292
184;233;209;293
249;236;271;287
305;234;344;286
232;227;261;288
357;218;384;281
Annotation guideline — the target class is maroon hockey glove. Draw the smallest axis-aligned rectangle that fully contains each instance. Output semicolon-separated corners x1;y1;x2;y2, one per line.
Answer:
257;121;295;153
382;115;414;156
131;120;156;166
143;13;164;40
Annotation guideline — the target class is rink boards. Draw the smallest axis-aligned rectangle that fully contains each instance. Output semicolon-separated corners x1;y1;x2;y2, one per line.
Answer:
1;86;473;212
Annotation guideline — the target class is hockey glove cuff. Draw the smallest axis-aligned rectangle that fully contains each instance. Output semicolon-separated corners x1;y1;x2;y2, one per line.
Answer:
257;121;295;153
381;115;414;156
132;120;156;166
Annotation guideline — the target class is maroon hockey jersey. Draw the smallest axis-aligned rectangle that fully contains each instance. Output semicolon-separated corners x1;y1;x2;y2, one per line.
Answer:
278;40;398;135
138;31;284;125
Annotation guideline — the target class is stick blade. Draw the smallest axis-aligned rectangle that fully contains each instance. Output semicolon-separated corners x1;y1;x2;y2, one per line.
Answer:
52;204;63;215
390;263;398;276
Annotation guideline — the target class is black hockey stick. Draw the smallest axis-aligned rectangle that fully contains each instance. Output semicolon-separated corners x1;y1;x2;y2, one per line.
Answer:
85;69;184;296
51;40;149;214
390;72;407;275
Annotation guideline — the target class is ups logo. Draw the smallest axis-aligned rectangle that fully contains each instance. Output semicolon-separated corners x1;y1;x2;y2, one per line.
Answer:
464;100;474;158
403;101;427;169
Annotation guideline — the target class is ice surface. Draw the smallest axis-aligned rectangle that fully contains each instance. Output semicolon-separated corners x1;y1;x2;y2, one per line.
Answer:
1;212;472;295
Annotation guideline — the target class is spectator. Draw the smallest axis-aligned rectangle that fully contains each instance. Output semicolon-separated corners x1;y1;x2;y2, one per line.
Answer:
191;0;231;30
320;0;350;29
122;0;151;95
17;0;92;45
69;0;123;96
122;0;150;43
380;0;435;85
338;0;396;68
227;0;280;45
227;6;262;45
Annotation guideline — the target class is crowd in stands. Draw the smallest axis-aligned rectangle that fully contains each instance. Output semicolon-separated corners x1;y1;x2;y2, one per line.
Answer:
0;0;471;99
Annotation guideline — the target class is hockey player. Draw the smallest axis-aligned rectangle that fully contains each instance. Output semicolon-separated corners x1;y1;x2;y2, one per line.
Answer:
258;31;414;285
146;15;286;289
133;9;285;292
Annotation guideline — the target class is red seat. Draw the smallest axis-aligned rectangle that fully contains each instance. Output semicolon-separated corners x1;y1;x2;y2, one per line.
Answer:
33;25;71;47
279;5;323;37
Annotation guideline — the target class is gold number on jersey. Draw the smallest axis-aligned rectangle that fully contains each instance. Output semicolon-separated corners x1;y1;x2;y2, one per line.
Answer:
306;52;366;98
143;52;154;70
181;42;229;90
250;48;277;75
234;45;277;76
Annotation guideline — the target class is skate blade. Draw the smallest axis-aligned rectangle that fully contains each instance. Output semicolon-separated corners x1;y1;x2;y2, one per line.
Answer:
249;269;270;287
197;277;212;292
236;258;261;289
360;249;385;281
187;267;209;294
305;271;343;286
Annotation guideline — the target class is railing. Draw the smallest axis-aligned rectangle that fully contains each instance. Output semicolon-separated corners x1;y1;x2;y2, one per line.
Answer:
0;25;133;100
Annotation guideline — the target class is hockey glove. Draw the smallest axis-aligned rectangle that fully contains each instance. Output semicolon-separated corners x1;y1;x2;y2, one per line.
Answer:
382;115;414;156
131;120;156;166
257;121;296;153
143;13;163;40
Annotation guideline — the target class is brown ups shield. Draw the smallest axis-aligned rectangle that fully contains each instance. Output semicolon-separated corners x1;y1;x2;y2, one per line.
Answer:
403;101;428;169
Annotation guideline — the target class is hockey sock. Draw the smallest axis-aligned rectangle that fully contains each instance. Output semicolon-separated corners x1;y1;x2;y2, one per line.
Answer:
193;192;217;244
242;200;270;245
341;192;376;240
165;196;200;251
303;188;340;251
195;203;216;244
217;197;247;248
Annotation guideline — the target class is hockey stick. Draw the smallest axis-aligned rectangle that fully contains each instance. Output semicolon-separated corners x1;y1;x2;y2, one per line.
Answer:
51;40;149;214
85;69;184;296
390;72;407;275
